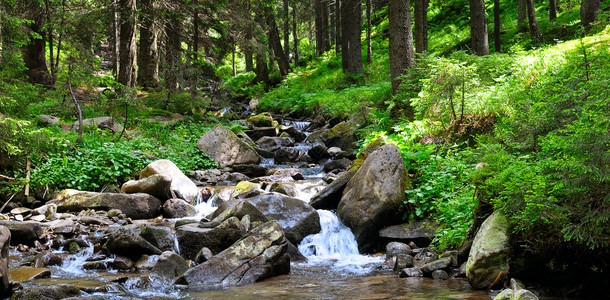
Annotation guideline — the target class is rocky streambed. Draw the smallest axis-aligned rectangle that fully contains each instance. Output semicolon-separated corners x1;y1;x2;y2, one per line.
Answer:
0;112;561;299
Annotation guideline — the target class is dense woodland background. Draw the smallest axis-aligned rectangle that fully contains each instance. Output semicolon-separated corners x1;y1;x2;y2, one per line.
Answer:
0;0;609;295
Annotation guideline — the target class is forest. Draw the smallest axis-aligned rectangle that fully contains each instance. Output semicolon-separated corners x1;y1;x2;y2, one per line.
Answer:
0;0;609;298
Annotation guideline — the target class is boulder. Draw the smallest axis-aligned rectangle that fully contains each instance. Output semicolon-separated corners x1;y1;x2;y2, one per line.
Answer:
337;144;409;251
420;257;452;274
278;125;307;142
105;226;162;259
245;127;278;140
11;284;81;300
233;181;262;196
320;121;358;153
267;168;304;181
34;251;62;268
307;144;330;161
176;217;247;260
113;256;134;270
140;159;199;203
465;211;510;290
8;266;51;283
327;147;343;157
431;269;450;280
269;183;298;197
399;267;423;278
323;158;352;173
0;221;42;246
246;112;274;127
230;164;267;178
121;174;172;201
393;254;414;271
309;169;356;210
140;226;176;252
208;201;269;226
37;114;60;126
197;125;261;168
52;189;162;219
71;116;124;133
378;219;438;246
213;194;320;245
0;226;8;298
150;251;189;283
162;198;197;218
256;136;295;152
174;221;290;288
386;242;412;257
274;147;300;163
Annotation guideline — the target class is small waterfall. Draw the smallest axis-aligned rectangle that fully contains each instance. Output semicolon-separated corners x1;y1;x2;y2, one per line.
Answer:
57;242;95;276
297;210;384;273
286;121;311;131
193;189;218;219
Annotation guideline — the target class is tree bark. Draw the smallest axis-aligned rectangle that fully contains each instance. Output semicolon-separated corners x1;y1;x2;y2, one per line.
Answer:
388;0;414;118
293;4;299;68
112;1;119;77
526;0;541;40
414;0;429;53
245;28;254;72
22;1;51;86
581;0;601;28
517;0;527;33
118;0;137;88
494;0;501;53
165;12;182;91
366;0;372;64
341;0;364;74
193;7;199;61
266;6;291;77
137;0;160;88
469;0;489;56
254;51;269;83
549;0;557;20
330;0;336;46
336;0;342;54
283;0;290;55
315;0;330;55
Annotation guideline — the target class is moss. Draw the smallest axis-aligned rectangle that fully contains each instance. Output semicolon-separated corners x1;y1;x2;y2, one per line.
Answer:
246;112;274;127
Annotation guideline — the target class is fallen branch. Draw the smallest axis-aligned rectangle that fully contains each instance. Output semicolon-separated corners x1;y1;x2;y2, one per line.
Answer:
24;157;31;197
0;175;14;181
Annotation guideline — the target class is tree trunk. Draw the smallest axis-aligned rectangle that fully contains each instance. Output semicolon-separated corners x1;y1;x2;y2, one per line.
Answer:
517;0;527;33
526;0;541;40
293;4;299;68
330;1;336;46
494;0;501;53
549;0;557;20
469;0;489;56
414;0;429;53
336;0;342;53
342;0;364;74
193;8;199;61
315;0;330;55
254;51;269;83
245;28;254;72
283;0;290;55
137;0;160;88
266;6;291;77
118;0;137;88
45;0;55;81
366;0;372;64
112;2;119;77
388;0;414;104
373;0;388;11
581;0;601;28
165;13;182;91
22;1;51;86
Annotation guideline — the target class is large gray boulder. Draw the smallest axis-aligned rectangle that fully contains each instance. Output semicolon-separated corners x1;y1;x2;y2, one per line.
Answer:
310;169;356;209
121;174;172;201
174;221;290;287
197;125;261;168
0;226;9;298
320;121;358;153
140;159;199;203
162;198;197;218
466;211;510;289
71;116;123;133
52;189;162;219
105;226;163;259
0;221;42;246
176;217;247;260
337;144;409;252
256;136;294;152
212;194;320;245
150;251;189;284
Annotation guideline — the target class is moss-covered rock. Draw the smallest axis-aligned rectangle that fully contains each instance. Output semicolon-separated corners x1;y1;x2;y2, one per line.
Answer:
197;125;261;168
246;112;274;127
52;189;162;219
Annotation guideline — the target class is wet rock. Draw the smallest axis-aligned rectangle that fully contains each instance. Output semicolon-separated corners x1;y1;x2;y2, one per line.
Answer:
247;112;274;127
274;147;300;163
9;266;51;283
218;194;320;245
233;181;262;197
190;169;224;185
432;270;450;280
378;219;438;246
230;164;267;178
0;221;42;246
465;211;509;290
399;267;423;278
140;159;199;203
279;126;307;142
320;121;358;153
307;144;330;161
197;125;261;168
327;147;343;157
386;242;412;257
256;136;295;152
175;221;290;288
105;226;162;259
71;116;123;133
310;169;356;210
11;284;81;300
121;174;172;201
209;201;269;226
52;190;162;219
34;251;63;268
245;127;278;140
420;257;452;274
269;183;298;197
162;198;197;218
113;256;134;270
323;158;352;173
83;260;111;270
140;226;176;252
0;226;9;298
150;251;188;283
195;247;214;263
494;289;514;300
76;216;113;226
393;254;414;271
442;250;459;267
414;248;439;267
338;144;409;252
46;219;78;234
176;217;247;260
267;168;305;181
135;255;159;272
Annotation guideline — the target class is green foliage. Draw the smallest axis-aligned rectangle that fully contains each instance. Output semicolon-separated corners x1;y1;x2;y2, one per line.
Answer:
221;72;264;99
